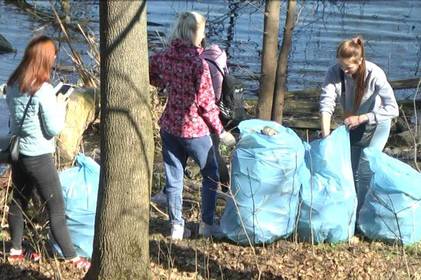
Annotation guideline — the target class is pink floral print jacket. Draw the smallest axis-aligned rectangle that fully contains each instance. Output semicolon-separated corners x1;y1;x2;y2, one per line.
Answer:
150;39;224;138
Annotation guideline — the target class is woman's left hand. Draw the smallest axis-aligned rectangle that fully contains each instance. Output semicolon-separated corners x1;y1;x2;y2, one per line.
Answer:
344;114;368;129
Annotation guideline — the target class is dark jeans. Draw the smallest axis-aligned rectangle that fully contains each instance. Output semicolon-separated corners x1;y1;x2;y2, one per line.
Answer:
162;134;230;194
8;153;77;259
161;130;219;226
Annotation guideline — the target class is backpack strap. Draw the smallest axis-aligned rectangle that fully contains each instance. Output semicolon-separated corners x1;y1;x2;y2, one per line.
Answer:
339;69;345;94
204;58;225;77
16;95;33;136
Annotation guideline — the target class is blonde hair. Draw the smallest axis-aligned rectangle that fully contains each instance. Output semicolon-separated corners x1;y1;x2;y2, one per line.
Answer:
170;11;206;44
336;36;366;112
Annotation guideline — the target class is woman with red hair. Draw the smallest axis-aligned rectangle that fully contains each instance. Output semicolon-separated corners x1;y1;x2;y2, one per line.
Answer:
5;35;90;269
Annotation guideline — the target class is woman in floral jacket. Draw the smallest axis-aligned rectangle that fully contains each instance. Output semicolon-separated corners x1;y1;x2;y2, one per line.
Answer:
149;11;235;240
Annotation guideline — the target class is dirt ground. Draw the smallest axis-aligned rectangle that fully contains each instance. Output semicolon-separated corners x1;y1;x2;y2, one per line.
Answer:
2;186;421;280
2;161;421;280
1;117;421;279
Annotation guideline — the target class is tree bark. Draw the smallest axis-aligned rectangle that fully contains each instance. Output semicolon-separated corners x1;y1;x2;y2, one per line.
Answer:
272;0;296;123
257;0;281;120
85;1;153;279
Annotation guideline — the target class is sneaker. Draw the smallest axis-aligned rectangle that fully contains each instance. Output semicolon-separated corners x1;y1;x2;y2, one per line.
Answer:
151;190;167;206
8;248;41;263
198;221;224;239
171;224;191;240
216;191;229;201
68;256;91;271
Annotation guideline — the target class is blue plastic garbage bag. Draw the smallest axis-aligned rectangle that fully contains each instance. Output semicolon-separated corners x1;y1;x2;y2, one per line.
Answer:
298;125;357;243
57;154;100;258
220;119;303;245
358;147;421;245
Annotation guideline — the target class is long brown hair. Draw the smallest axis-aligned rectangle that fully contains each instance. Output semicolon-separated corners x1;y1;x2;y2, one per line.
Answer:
7;35;57;95
336;36;366;112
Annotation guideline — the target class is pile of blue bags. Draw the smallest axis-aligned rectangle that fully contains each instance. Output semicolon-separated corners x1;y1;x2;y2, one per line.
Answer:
54;119;421;248
57;154;100;258
221;119;421;245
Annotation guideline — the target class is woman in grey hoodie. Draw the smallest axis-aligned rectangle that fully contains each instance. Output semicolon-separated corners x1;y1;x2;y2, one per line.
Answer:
319;36;398;213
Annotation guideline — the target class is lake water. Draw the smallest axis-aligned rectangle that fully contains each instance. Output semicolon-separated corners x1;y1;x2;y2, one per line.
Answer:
0;0;420;99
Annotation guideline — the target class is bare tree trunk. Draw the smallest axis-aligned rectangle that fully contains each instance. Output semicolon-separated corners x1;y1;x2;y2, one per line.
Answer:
85;1;153;279
272;0;297;123
225;1;240;60
60;0;71;24
257;0;281;120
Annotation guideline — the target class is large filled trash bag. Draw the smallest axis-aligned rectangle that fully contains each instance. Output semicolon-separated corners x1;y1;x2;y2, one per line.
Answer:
297;125;357;243
220;119;303;245
358;147;421;245
57;154;100;258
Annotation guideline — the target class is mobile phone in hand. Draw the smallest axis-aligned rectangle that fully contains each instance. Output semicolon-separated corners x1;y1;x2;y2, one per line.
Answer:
55;82;74;96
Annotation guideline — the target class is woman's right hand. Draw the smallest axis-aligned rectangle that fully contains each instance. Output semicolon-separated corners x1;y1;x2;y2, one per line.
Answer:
321;130;330;138
219;131;236;147
320;112;332;138
56;88;73;108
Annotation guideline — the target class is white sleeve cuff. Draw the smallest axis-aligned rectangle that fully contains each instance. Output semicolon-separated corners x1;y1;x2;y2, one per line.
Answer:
366;112;376;124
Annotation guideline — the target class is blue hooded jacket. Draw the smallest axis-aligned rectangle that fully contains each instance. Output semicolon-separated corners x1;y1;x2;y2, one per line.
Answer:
6;82;66;156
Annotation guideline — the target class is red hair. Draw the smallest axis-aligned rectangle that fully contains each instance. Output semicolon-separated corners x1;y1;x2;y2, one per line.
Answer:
7;35;57;95
336;36;366;112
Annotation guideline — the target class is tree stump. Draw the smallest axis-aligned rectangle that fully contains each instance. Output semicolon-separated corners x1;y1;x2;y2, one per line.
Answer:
56;87;99;167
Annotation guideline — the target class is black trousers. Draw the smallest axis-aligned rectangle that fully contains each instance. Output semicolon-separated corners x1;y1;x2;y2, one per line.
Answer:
8;153;76;259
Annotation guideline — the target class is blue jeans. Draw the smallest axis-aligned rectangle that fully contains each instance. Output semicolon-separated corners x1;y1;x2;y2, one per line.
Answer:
161;130;219;226
351;120;391;213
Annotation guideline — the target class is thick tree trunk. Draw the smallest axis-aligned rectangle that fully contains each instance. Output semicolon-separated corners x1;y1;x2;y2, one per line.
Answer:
257;0;281;120
85;1;153;279
272;0;296;123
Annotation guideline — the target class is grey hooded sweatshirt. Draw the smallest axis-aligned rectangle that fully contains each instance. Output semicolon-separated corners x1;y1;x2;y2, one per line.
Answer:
320;60;398;124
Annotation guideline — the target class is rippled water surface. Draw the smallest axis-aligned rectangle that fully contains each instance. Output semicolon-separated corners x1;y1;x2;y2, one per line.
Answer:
1;0;420;97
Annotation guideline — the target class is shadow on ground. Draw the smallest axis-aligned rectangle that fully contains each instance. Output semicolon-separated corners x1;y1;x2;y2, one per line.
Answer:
0;262;50;280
